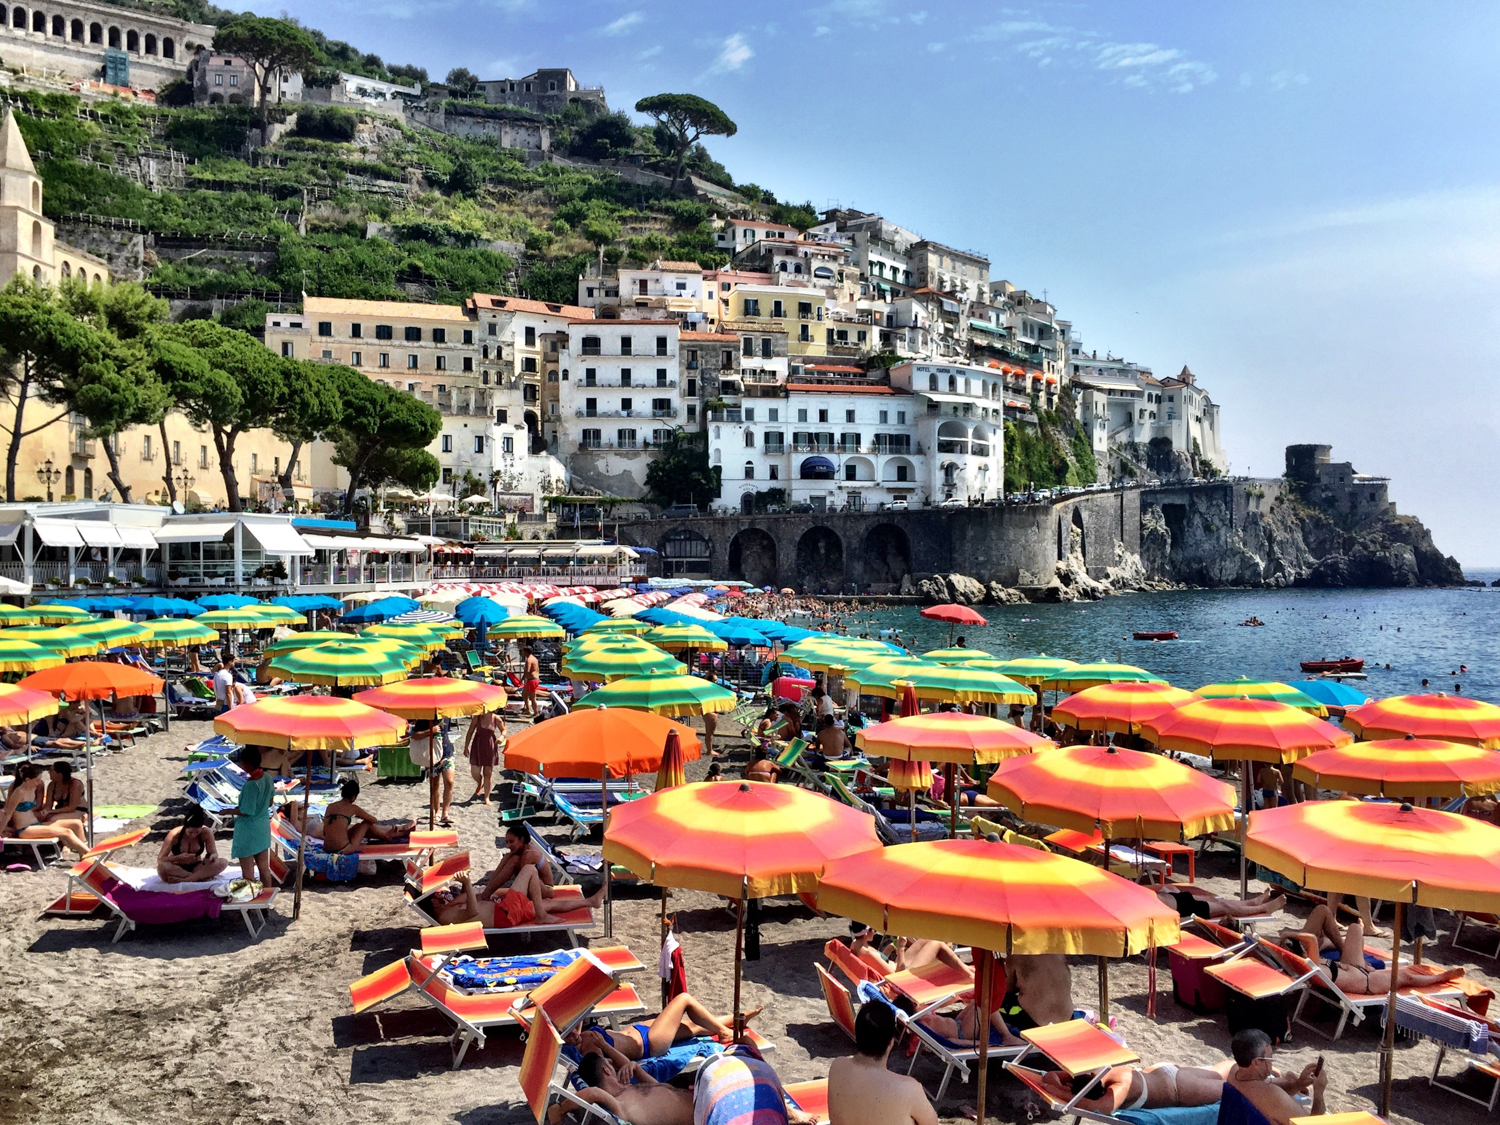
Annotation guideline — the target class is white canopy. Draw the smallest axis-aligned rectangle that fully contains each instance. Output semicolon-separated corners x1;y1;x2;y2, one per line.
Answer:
244;523;313;556
31;518;85;548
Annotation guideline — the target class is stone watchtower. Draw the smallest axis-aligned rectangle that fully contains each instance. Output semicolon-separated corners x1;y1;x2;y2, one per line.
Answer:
1284;443;1332;487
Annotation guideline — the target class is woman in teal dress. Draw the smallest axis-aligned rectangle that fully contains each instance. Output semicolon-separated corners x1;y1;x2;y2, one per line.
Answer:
231;746;277;887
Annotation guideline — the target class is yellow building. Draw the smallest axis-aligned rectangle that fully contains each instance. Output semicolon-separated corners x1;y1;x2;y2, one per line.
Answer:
720;284;828;356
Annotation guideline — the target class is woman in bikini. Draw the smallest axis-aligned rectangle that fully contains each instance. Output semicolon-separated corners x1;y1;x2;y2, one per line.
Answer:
1282;904;1463;994
37;761;87;830
1039;1060;1237;1112
896;993;1027;1048
0;764;88;857
847;922;968;977
156;805;228;883
320;779;415;853
565;994;763;1061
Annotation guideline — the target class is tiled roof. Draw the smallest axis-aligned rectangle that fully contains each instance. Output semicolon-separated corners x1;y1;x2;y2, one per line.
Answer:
468;293;594;319
303;296;471;320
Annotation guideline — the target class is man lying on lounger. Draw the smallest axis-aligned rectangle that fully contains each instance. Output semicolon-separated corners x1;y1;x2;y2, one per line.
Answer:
566;995;762;1062
1158;886;1286;921
432;868;604;929
1281;904;1463;994
548;1049;697;1125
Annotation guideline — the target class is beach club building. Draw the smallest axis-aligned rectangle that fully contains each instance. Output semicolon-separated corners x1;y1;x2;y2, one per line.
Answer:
886;360;1007;503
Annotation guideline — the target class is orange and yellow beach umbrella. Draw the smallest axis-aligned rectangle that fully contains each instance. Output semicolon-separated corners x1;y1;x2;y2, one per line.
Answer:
1053;682;1202;735
856;712;1053;764
986;744;1238;841
1343;694;1500;749
354;675;508;721
1139;697;1353;764
505;707;701;779
214;694;407;751
1291;738;1500;799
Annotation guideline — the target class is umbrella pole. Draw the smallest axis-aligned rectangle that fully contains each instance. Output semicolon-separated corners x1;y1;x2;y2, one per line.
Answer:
1098;956;1109;1020
602;767;612;938
909;786;917;843
732;882;747;1038
1239;760;1251;900
975;951;993;1125
1380;900;1405;1117
660;887;671;1006
84;698;96;848
947;763;958;840
292;739;316;921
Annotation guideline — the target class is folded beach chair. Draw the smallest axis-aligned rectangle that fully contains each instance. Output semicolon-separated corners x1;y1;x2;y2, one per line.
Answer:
1396;993;1500;1110
401;851;599;946
775;737;825;790
821;938;974;1015
783;1080;831;1125
1004;1018;1141;1120
857;981;1027;1100
817;964;859;1042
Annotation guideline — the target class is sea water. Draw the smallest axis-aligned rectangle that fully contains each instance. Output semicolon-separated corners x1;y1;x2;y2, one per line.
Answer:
813;572;1500;703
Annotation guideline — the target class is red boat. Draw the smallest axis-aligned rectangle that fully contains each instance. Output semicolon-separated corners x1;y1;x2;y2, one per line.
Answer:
1300;658;1365;673
1133;631;1179;641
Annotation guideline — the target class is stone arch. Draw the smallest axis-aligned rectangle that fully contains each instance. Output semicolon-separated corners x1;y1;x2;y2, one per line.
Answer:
861;523;911;589
162;35;173;58
144;31;155;53
937;420;968;454
30;219;41;256
881;456;915;484
208;93;223;105
31;180;39;211
660;527;712;577
29;8;40;31
728;528;776;587
107;24;119;47
1071;505;1087;563
795;525;844;593
59;260;70;279
69;17;81;40
842;455;874;482
51;14;61;36
89;21;101;43
126;28;138;51
10;8;22;30
970;422;993;458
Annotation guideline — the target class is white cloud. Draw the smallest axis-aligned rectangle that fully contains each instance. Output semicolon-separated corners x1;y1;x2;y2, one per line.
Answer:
1267;69;1311;90
636;44;663;60
927;41;945;53
814;25;831;36
600;11;643;36
909;10;928;24
700;32;754;77
975;18;1218;93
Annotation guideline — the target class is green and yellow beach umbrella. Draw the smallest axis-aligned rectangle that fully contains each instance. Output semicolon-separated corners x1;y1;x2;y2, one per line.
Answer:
990;655;1080;686
843;658;939;695
137;619;221;649
240;603;304;626
0;637;66;672
0;606;39;627
362;623;450;652
69;618;151;648
1197;678;1327;717
644;624;728;653
582;618;653;637
782;637;899;672
562;645;684;682
572;673;736;717
196;608;279;631
562;634;664;654
267;640;412;687
263;630;353;655
487;614;566;640
923;647;995;664
1041;663;1165;693
31;603;94;625
892;666;1034;706
7;625;102;658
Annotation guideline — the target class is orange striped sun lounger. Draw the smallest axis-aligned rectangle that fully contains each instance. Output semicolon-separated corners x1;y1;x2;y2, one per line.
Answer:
521;1008;565;1123
783;1080;830;1125
401;852;597;946
1006;1019;1140;1117
1205;946;1311;1002
817;964;859;1041
48;856;278;942
822;938;972;1013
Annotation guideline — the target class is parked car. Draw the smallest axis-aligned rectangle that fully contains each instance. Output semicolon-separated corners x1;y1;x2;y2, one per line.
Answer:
940;497;966;508
789;503;815;514
660;504;700;519
888;498;909;510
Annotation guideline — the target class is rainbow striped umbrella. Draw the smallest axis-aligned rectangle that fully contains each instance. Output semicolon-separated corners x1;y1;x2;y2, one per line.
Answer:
361;624;449;652
7;626;102;657
987;744;1238;840
137;619;220;649
487;614;566;640
856;712;1053;765
354;676;508;719
0;606;39;626
1053;682;1203;735
0;637;66;672
923;647;995;664
989;655;1080;686
69;618;151;647
1292;738;1500;799
0;682;59;723
196;608;279;631
267;641;411;686
573;674;736;717
1140;697;1352;763
1041;663;1165;692
1197;678;1327;716
31;603;94;625
562;645;684;682
643;625;728;653
1343;694;1500;749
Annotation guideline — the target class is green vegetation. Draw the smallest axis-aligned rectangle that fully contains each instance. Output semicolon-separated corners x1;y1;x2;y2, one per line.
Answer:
634;94;737;191
645;430;720;508
1003;395;1097;493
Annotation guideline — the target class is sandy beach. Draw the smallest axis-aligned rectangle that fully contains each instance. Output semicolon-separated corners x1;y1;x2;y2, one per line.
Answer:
1;711;1496;1125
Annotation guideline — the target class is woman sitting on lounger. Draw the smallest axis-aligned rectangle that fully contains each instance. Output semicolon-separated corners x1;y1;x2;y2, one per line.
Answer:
1158;886;1286;921
0;763;87;857
433;867;604;930
32;704;88;751
566;996;763;1061
156;805;228;884
321;779;415;853
37;761;87;829
278;801;324;839
1281;905;1463;994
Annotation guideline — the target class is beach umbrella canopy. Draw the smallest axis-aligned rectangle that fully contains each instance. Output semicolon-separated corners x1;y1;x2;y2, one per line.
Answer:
841;657;935;695
644;624;728;653
920;603;987;626
68;618;151;647
1297;679;1370;710
8;626;103;657
127;596;203;618
507;708;701;779
0;606;38;626
354;676;508;720
488;614;566;640
1197;678;1327;716
267;641;411;687
1053;682;1203;735
582;618;652;637
887;758;934;792
270;594;346;613
987;744;1238;840
1140;697;1354;763
361;624;449;652
31;603;95;624
0;683;59;724
194;594;259;610
0;637;66;672
240;604;305;626
991;655;1080;686
856;712;1054;764
215;695;406;750
137;619;220;649
708;622;772;647
923;647;994;664
196;608;278;631
454;596;510;629
86;596;136;611
1042;663;1165;692
1343;694;1500;748
890;666;1034;705
1291;738;1500;799
573;674;737;717
562;646;684;682
655;726;690;792
262;630;354;654
340;596;422;624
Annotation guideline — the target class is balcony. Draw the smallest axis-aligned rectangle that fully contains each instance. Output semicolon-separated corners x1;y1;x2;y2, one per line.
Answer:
574;408;678;419
572;380;676;390
576;441;659;453
706;409;743;423
870;441;921;455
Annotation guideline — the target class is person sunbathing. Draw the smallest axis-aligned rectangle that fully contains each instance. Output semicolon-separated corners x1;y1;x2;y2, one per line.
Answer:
848;922;967;977
1159;886;1286;921
321;779;416;853
566;995;762;1062
1281;904;1463;994
31;705;87;751
895;993;1026;1048
0;763;87;857
1039;1060;1236;1112
549;1049;695;1125
829;1000;938;1125
156;805;228;884
279;801;323;839
478;824;557;901
745;746;781;784
1226;1028;1327;1125
433;867;604;929
1;724;27;752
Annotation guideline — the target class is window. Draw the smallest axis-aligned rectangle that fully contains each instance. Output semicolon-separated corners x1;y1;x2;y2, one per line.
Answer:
620;335;633;356
582;336;601;355
769;465;779;480
772;300;785;318
317;321;332;337
321;350;333;360
229;75;239;87
656;368;667;386
280;341;293;357
483;371;491;384
797;409;808;423
621;398;633;413
585;368;597;386
351;351;362;367
199;445;209;468
879;410;889;424
799;324;811;342
407;355;419;369
686;378;697;397
250;453;258;473
429;328;444;344
462;329;473;345
141;434;153;461
761;338;772;358
845;409;856;423
435;384;447;394
686;404;698;422
743;337;754;357
441;435;453;452
652;398;671;416
656;336;668;355
798;301;812;319
462;357;473;372
502;435;514;454
435;355;447;371
522;357;537;373
929;373;938;390
841;433;860;452
482;345;490;360
442;468;453;484
621;369;632;387
722;350;733;367
745;462;756;480
845;464;858;481
474;435;485;454
617;428;638;448
585;397;598;416
488;322;497;336
818;409;829;423
769;409;779;422
745;430;755;448
524;326;535;347
763;432;785;453
376;324;393;340
404;326;422;342
897;410;906;424
214;74;223;86
171;441;180;465
378;353;390;368
743;298;760;317
744;408;756;422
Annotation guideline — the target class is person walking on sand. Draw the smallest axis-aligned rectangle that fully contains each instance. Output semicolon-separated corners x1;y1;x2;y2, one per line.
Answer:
829;1002;938;1125
463;709;503;805
230;746;278;888
522;645;541;715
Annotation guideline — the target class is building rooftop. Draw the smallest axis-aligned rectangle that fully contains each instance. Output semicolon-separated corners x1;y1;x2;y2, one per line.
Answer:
302;296;471;321
469;294;594;319
652;260;706;272
786;383;899;394
680;331;739;342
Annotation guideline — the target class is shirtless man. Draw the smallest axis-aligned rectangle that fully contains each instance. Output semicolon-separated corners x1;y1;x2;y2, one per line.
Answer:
549;1050;694;1125
1160;886;1286;921
1227;1029;1327;1125
1282;904;1463;995
1009;954;1075;1028
1039;1060;1235;1113
829;1002;937;1125
479;825;557;901
432;868;603;929
522;646;540;716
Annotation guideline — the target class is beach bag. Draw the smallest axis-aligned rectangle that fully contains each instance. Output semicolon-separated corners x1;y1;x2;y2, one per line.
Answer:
218;878;260;903
409;733;437;771
1168;948;1227;1013
1225;991;1290;1044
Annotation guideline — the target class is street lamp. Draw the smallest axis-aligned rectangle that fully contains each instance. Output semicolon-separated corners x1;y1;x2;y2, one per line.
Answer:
35;457;60;502
175;467;195;501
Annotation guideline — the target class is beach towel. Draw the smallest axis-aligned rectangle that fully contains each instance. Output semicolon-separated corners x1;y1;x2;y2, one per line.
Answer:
564;1037;723;1086
1118;1106;1220;1125
1215;1084;1272;1125
302;848;361;883
108;864;237;897
100;875;222;926
447;950;583;991
693;1044;788;1125
660;928;687;1001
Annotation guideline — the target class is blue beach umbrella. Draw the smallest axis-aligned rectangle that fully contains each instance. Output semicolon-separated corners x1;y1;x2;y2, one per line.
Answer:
129;596;204;618
455;596;510;630
196;594;259;610
709;622;771;647
271;594;346;613
1299;679;1370;710
341;596;421;624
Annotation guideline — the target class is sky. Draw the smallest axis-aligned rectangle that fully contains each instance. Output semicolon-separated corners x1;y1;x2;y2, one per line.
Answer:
262;0;1500;565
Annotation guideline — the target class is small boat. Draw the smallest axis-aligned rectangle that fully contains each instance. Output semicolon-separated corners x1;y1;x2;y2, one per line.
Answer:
1238;617;1266;627
1299;657;1365;674
1133;631;1179;641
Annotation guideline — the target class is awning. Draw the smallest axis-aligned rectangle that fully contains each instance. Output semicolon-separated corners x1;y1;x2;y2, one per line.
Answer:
154;521;235;543
75;523;124;549
244;523;313;556
302;534;362;552
0;521;22;546
31;518;85;548
114;526;158;550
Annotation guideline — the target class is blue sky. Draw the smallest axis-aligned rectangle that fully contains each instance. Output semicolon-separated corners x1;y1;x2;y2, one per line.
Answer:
267;0;1500;564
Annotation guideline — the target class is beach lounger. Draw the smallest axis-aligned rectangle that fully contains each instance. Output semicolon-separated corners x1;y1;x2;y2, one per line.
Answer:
824;773;949;845
817;964;859;1042
783;1080;831;1125
1006;1059;1220;1125
1004;1018;1140;1119
1453;912;1500;959
401;852;599;946
774;738;826;791
1395;993;1500;1110
857;982;1027;1100
1;833;60;868
821;938;973;1014
1205;941;1313;1003
269;815;456;882
551;788;648;842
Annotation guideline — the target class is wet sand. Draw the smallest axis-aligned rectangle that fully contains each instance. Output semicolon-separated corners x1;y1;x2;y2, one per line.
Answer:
0;713;1496;1124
